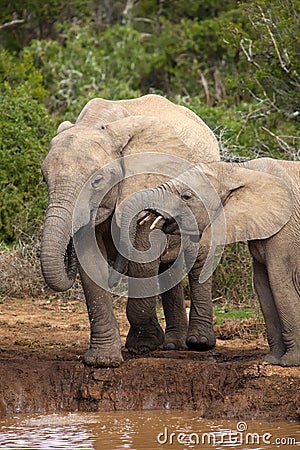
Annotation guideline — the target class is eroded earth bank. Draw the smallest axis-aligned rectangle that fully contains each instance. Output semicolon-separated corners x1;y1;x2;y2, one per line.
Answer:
0;297;299;421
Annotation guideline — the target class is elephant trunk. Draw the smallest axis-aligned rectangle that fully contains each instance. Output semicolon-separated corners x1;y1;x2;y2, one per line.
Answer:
40;204;78;292
109;186;173;288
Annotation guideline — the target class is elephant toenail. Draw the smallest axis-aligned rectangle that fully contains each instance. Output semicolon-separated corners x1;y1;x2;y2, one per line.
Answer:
164;343;176;350
200;336;208;344
188;336;198;345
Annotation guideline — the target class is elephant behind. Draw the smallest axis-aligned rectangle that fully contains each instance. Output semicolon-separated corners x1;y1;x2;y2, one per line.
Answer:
40;94;219;367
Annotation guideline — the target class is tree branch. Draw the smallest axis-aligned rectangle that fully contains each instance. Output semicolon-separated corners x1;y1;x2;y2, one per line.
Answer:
0;19;25;32
257;5;290;73
199;72;211;107
239;38;261;69
261;126;295;158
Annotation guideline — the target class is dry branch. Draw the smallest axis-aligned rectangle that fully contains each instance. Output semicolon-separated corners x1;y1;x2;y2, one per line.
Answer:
0;19;24;32
257;4;290;73
261;126;295;158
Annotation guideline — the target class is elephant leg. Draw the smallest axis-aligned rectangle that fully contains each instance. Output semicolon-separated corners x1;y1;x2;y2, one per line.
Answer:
80;268;123;367
159;255;188;350
252;259;286;364
77;228;123;367
186;256;216;351
125;221;165;353
126;297;164;354
125;261;164;354
267;262;300;367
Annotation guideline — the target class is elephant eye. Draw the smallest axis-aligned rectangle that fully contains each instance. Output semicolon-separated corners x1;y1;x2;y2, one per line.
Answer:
181;191;193;201
92;175;104;189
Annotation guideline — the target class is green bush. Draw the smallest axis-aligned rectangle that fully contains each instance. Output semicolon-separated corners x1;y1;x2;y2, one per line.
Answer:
0;83;56;242
182;98;299;160
228;1;300;116
27;24;148;118
0;0;93;51
0;49;46;100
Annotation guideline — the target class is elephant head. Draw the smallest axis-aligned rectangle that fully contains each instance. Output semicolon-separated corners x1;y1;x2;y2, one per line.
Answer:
182;158;295;247
41;93;220;293
111;157;294;286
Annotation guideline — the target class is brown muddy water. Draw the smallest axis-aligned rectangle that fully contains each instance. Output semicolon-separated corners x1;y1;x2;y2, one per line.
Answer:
0;411;299;449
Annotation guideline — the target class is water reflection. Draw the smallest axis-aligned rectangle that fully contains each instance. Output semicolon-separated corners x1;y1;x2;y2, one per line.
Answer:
0;411;299;450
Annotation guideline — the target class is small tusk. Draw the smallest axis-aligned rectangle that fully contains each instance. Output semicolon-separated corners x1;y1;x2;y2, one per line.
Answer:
139;213;153;226
150;215;163;230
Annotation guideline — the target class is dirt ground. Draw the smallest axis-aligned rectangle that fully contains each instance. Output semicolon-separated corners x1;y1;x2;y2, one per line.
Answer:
0;296;299;421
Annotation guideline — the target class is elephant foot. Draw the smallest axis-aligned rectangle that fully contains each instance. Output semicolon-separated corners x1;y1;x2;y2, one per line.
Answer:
126;323;164;354
262;343;285;365
280;350;300;367
82;347;123;368
262;352;282;365
163;330;187;350
186;326;216;351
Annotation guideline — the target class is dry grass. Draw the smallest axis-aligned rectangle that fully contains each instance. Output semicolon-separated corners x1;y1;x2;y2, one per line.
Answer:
0;231;84;301
212;242;257;308
215;317;266;340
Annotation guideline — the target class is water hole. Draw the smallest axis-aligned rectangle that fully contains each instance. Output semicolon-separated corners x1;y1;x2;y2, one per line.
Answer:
0;410;299;449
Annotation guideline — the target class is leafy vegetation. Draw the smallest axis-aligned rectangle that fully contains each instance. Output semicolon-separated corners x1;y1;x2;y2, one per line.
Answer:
0;50;55;241
213;305;257;326
0;0;299;304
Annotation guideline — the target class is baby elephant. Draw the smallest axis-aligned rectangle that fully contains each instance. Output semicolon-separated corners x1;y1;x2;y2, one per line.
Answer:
114;158;300;366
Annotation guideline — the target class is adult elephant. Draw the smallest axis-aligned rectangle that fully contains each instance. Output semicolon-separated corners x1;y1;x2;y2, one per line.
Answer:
40;94;219;367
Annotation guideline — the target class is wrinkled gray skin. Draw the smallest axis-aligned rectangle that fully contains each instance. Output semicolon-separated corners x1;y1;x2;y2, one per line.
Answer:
116;158;300;366
40;94;219;367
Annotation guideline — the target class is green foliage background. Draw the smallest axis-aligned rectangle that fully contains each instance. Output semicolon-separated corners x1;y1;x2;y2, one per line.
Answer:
0;0;299;303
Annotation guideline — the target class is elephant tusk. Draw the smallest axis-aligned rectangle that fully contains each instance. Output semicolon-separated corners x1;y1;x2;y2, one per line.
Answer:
150;215;163;230
139;213;154;226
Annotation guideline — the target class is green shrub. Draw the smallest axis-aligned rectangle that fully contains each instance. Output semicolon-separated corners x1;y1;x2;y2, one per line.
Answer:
27;24;147;118
0;49;46;100
0;83;56;242
182;98;299;160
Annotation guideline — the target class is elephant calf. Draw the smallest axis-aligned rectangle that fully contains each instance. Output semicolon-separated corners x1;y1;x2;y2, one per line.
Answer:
114;157;300;366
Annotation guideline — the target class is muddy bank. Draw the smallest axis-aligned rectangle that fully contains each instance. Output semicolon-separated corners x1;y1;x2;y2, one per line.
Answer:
0;298;299;421
0;348;299;421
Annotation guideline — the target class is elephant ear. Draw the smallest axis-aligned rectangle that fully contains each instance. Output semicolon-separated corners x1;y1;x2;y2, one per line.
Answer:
56;121;74;134
215;162;294;244
107;115;195;225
